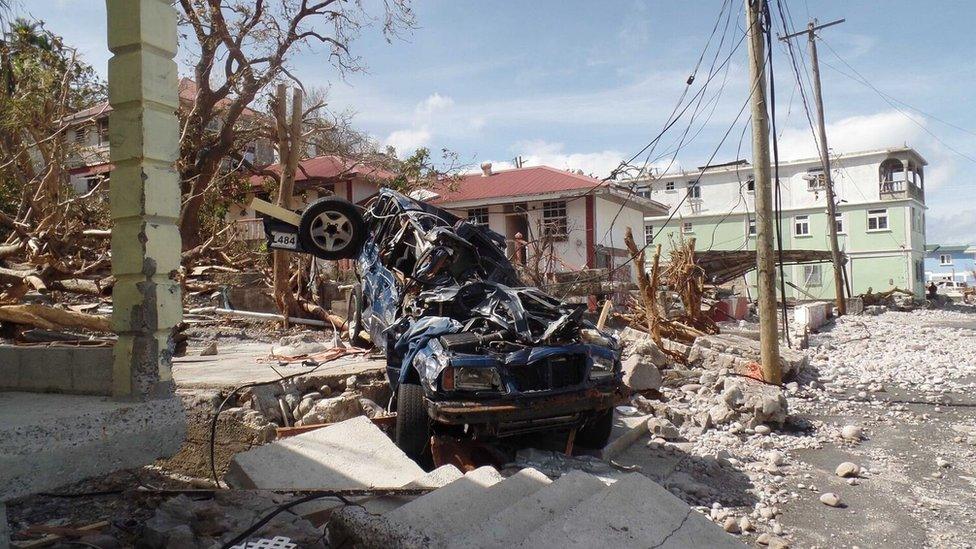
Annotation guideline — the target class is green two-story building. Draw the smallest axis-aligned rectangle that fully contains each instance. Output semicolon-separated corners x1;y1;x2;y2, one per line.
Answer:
631;147;928;300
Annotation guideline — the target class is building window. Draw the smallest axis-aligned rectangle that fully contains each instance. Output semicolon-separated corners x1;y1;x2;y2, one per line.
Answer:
794;215;810;236
687;181;701;199
665;181;675;191
97;118;109;145
867;208;889;231
834;212;844;234
541;201;568;239
746;178;755;192
803;264;823;286
73;127;86;144
637;187;650;199
940;254;953;266
806;170;826;191
467;207;489;227
682;221;693;234
644;224;654;245
747;217;756;236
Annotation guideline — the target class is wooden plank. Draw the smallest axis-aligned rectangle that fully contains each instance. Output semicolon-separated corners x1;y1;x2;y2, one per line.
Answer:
14;520;109;548
249;197;301;226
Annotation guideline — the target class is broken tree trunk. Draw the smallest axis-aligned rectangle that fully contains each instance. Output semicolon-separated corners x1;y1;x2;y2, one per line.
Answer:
0;304;112;332
272;84;304;326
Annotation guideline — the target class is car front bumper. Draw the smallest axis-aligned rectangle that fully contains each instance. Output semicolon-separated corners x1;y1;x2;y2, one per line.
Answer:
425;386;627;437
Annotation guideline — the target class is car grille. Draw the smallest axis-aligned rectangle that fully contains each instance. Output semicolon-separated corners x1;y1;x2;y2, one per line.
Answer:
510;354;586;391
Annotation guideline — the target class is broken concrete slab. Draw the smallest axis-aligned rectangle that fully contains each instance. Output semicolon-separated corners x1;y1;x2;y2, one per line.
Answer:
0;391;185;501
172;341;385;389
688;333;808;379
516;472;742;548
621;354;663;392
599;411;651;460
224;416;424;490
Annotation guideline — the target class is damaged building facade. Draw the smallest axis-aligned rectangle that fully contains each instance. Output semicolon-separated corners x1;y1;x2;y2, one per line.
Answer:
428;163;669;284
632;147;929;299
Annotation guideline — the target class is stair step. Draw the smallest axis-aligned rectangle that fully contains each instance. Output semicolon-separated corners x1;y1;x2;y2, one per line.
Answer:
385;466;504;536
362;464;465;515
516;472;743;549
449;469;607;549
447;468;551;537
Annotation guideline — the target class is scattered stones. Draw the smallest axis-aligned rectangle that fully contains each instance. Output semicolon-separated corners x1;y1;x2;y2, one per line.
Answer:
738;515;753;532
621;354;663;392
646;417;680;440
722;516;740;533
199;342;218;356
841;425;862;441
755;424;772;435
936;457;950;468
819;492;842;507
835;462;860;478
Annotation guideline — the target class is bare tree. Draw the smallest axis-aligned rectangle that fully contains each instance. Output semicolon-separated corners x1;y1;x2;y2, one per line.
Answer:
176;0;415;250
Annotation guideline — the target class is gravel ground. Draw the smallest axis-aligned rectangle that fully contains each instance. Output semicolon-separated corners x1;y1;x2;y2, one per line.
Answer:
615;305;976;548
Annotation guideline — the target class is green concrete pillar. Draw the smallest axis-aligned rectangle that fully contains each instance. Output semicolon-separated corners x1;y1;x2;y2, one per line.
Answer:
106;0;182;399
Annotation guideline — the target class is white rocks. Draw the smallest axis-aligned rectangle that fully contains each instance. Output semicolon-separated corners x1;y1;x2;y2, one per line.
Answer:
835;462;860;478
621;354;663;392
841;425;862;441
646;417;680;440
738;516;753;532
936;457;950;468
722;516;740;533
754;425;772;435
765;450;785;466
819;492;842;507
297;393;361;426
199;342;218;356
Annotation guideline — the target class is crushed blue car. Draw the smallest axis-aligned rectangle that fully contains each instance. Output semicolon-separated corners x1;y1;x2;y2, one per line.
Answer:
281;188;625;464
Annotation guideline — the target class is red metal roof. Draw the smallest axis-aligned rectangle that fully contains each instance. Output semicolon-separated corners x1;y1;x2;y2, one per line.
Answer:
249;155;396;187
431;165;607;204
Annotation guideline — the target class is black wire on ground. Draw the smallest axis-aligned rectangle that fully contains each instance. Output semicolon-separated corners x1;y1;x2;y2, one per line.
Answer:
219;492;353;549
209;360;324;487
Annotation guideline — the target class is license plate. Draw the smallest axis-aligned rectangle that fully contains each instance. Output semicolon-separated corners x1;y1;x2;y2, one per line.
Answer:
270;231;298;249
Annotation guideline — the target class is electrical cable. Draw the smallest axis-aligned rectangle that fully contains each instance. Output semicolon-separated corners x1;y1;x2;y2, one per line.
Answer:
765;0;791;346
208;359;325;488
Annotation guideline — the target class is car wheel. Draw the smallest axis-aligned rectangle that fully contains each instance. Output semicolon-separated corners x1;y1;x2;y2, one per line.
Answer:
346;282;367;346
297;197;367;260
395;382;433;469
574;408;614;449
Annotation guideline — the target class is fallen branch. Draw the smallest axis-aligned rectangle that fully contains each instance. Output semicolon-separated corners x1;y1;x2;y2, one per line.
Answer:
0;304;112;332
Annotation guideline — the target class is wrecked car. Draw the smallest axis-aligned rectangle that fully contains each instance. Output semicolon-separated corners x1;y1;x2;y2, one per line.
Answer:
268;188;625;463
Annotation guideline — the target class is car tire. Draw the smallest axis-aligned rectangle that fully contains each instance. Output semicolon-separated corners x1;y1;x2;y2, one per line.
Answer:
574;408;614;449
297;197;367;260
395;382;433;469
346;282;367;346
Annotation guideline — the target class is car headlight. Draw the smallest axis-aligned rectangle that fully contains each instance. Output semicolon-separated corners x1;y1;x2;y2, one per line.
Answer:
445;367;501;391
590;355;616;380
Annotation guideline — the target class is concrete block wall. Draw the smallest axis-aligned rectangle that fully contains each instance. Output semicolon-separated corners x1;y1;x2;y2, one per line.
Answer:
0;346;114;396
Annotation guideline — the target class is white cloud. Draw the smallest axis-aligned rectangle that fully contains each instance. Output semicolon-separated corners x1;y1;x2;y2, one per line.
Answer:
383;128;431;155
927;210;976;245
382;93;458;157
469;140;621;179
777;111;923;161
417;93;454;116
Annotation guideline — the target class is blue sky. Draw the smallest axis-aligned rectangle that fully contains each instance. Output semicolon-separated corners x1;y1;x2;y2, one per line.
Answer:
18;0;976;243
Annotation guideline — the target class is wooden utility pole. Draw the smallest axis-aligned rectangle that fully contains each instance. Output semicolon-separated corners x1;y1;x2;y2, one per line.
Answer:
780;18;847;316
745;0;781;385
